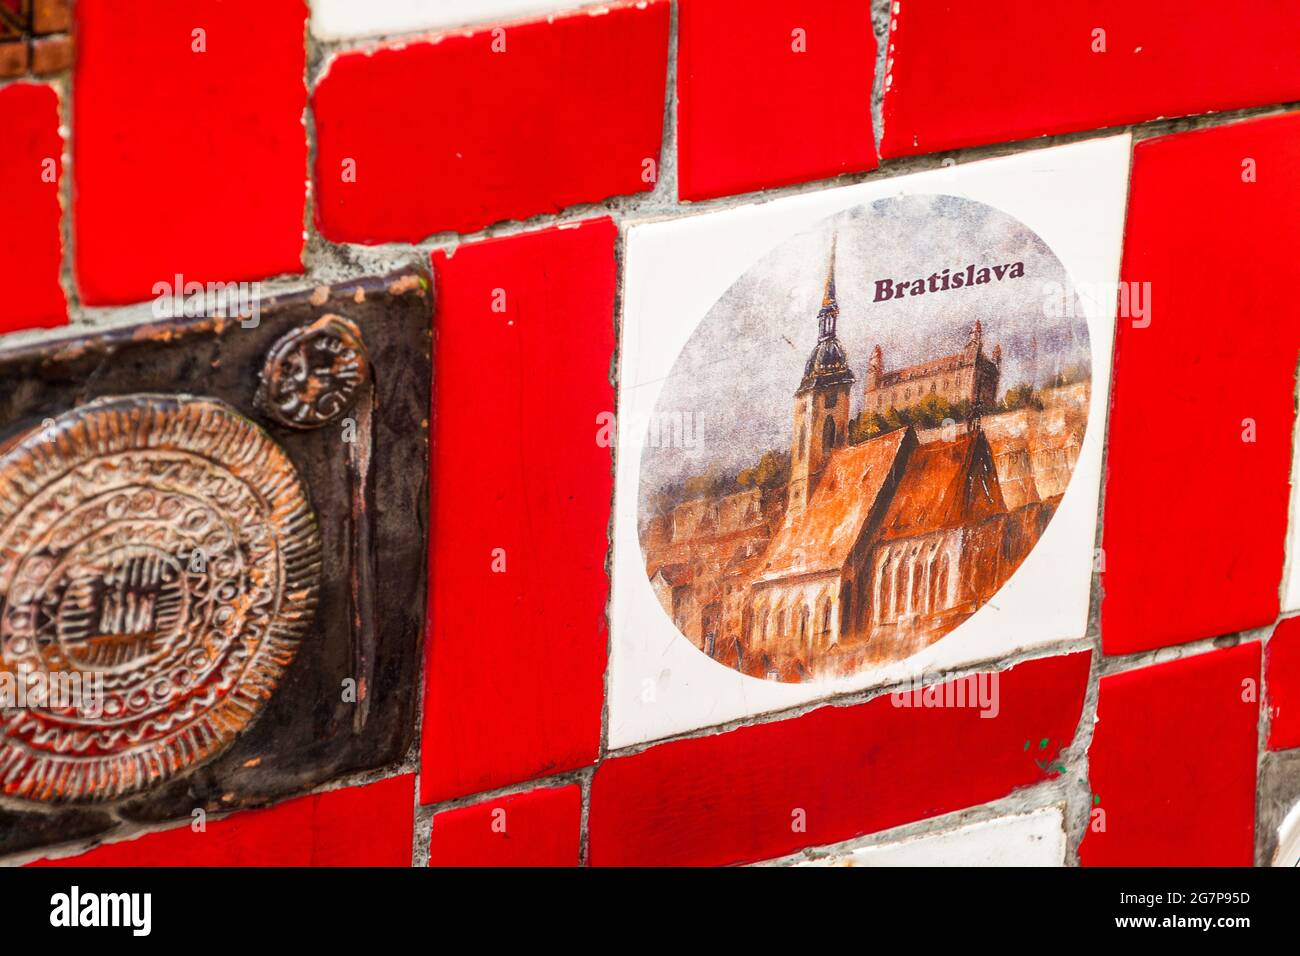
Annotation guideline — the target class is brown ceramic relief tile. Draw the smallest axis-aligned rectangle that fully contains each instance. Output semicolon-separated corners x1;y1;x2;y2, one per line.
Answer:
0;271;432;855
0;803;117;859
0;39;28;77
29;34;69;74
31;0;68;35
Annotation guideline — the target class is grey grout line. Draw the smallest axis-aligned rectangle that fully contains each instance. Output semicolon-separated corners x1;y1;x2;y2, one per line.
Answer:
870;0;891;159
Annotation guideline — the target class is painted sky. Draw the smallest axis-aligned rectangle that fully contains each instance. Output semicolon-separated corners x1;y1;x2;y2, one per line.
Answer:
640;195;1091;499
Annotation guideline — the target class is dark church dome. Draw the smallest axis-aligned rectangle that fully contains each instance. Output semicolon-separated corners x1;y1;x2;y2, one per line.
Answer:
800;337;854;391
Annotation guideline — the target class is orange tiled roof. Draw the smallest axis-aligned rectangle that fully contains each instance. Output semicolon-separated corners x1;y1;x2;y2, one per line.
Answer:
650;562;693;587
877;431;1006;542
757;429;912;580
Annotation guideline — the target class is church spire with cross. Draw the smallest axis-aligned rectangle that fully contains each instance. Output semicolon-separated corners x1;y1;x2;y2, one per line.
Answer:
799;233;854;393
817;234;840;339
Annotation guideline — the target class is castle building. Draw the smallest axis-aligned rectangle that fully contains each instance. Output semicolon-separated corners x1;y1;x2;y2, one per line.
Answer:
863;320;1001;414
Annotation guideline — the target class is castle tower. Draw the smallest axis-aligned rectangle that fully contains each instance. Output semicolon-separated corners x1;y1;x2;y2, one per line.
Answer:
963;319;1002;415
867;344;884;391
964;318;983;363
789;236;855;517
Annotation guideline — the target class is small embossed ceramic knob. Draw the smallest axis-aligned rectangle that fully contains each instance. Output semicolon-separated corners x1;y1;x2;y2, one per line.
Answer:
256;314;370;430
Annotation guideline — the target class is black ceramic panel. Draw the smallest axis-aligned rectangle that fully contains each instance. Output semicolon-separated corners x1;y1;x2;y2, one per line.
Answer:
0;270;431;854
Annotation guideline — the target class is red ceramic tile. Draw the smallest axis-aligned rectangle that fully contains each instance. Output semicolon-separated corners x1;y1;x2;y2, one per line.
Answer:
428;785;581;867
677;0;877;201
1100;112;1300;655
1268;616;1300;750
313;1;668;243
73;0;307;306
422;219;615;804
1079;644;1259;867
0;82;67;332
881;1;1300;158
30;775;414;867
589;651;1090;866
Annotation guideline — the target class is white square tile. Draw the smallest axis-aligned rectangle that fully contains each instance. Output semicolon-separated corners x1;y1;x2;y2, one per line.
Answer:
310;0;594;39
610;136;1131;748
1274;799;1300;866
796;807;1068;866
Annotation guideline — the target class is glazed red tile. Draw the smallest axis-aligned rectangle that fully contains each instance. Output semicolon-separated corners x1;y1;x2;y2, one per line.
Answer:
0;82;67;332
422;219;615;804
1079;644;1259;866
589;651;1090;867
1268;617;1300;750
427;785;581;867
73;0;307;306
1100;112;1300;655
30;775;414;867
313;1;668;243
677;0;877;201
881;1;1300;158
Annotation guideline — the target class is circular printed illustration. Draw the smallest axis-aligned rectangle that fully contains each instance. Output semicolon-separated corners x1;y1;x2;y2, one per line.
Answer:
0;394;321;802
637;196;1091;682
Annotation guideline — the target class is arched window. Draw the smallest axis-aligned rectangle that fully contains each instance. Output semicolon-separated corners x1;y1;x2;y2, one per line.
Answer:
840;583;852;638
1001;519;1020;563
934;554;950;610
894;555;909;619
926;549;941;613
822;415;837;451
857;573;870;631
875;556;890;622
819;595;833;642
798;604;810;649
911;550;925;612
759;605;770;647
775;605;787;643
798;425;806;457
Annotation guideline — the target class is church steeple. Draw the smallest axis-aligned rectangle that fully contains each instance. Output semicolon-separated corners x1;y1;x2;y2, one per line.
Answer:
798;235;854;394
789;233;854;517
817;235;839;340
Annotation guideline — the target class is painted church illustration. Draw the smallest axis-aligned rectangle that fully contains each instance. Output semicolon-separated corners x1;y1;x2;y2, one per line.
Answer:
644;240;1087;682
